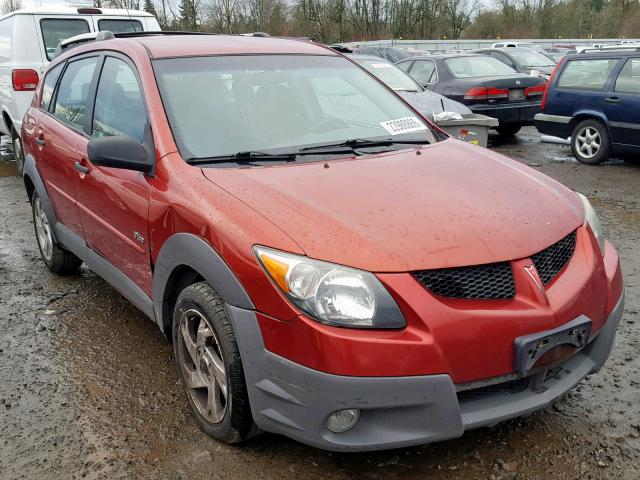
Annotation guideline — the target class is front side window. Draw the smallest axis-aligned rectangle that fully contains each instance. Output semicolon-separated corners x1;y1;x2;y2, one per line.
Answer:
40;63;64;111
53;57;98;130
98;19;143;33
445;56;517;78
92;57;147;142
557;59;619;91
614;59;640;94
154;55;437;163
359;59;420;92
40;19;90;61
409;60;437;85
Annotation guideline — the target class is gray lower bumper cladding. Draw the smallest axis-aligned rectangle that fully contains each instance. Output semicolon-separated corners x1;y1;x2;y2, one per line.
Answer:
228;292;624;452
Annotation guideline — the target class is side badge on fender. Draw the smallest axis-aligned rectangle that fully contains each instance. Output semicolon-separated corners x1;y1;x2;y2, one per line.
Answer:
134;231;145;244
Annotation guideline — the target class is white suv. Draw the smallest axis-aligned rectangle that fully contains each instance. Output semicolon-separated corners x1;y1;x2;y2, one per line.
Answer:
0;6;160;173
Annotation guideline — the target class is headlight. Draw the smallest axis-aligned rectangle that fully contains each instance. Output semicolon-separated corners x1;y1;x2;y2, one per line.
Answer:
577;193;605;254
254;246;406;329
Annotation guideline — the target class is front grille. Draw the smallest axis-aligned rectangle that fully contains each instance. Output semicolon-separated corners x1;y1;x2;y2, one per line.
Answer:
413;262;515;299
457;377;530;403
532;231;577;284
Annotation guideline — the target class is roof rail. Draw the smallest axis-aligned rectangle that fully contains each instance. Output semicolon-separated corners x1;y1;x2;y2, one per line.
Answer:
579;46;640;53
53;30;218;59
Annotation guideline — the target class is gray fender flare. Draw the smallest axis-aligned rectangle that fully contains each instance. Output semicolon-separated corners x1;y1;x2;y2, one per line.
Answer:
152;233;255;332
22;153;60;241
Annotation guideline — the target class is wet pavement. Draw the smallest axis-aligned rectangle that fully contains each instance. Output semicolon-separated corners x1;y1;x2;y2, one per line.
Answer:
1;128;639;480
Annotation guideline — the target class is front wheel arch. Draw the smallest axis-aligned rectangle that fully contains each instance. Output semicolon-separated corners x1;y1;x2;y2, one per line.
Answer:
152;233;255;335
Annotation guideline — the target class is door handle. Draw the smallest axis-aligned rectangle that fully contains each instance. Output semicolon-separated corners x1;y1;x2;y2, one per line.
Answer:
74;161;90;174
605;97;620;104
35;137;45;146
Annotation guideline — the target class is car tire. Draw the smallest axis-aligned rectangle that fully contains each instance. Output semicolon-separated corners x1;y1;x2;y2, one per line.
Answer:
496;125;522;138
31;191;82;274
12;127;25;176
173;282;256;444
571;119;611;165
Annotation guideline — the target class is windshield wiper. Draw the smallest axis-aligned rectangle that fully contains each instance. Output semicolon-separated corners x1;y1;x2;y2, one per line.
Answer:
186;151;297;165
298;138;430;153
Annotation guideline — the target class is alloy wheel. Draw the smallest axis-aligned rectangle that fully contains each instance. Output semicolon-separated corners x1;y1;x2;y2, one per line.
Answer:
14;136;24;174
34;198;53;261
178;308;228;424
575;126;601;159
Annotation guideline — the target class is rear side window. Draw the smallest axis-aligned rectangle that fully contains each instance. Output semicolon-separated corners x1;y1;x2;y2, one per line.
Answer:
98;19;143;33
556;59;619;91
40;63;64;111
53;57;98;131
614;59;640;94
409;60;437;85
40;19;90;61
92;57;147;143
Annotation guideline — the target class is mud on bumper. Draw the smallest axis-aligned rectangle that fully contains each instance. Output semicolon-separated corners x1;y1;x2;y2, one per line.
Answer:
228;292;624;452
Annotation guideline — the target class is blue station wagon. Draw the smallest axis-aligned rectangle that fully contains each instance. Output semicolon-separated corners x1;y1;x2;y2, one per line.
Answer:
535;49;640;164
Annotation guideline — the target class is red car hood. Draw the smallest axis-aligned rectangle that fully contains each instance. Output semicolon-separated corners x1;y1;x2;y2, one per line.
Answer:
202;140;584;272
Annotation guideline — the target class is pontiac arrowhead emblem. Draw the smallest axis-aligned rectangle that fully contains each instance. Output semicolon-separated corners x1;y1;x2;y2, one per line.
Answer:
524;264;544;292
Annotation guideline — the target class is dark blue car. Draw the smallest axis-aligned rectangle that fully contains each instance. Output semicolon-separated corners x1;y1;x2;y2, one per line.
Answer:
535;49;640;164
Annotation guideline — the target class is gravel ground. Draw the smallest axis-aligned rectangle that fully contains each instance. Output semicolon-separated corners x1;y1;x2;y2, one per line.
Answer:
0;128;638;480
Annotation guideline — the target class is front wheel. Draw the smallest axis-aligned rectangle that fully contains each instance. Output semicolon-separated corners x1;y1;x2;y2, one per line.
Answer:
173;282;255;444
12;128;24;176
495;125;522;138
571;119;611;165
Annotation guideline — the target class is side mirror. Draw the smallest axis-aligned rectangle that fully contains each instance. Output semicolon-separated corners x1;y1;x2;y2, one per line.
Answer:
87;135;154;174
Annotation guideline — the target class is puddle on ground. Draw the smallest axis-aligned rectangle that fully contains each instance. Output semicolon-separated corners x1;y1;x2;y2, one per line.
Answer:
0;160;17;177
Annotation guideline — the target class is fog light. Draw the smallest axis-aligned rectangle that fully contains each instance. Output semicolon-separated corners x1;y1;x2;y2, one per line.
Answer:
326;409;360;433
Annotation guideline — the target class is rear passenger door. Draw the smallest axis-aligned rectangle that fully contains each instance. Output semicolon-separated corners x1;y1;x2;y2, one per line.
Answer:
75;54;153;294
36;55;100;238
604;58;640;148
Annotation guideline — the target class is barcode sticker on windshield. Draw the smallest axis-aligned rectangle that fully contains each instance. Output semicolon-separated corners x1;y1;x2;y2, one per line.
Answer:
380;117;428;135
371;63;393;69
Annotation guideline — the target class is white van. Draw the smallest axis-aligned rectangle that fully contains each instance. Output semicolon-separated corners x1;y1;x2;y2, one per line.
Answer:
0;6;160;172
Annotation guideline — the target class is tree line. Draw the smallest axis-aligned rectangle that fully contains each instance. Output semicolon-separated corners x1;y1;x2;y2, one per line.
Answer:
1;0;637;43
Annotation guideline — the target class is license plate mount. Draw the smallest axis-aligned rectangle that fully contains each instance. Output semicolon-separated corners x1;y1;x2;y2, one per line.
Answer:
514;316;591;374
509;89;525;101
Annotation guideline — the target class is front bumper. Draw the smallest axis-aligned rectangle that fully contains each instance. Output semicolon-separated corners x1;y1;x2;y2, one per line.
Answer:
471;101;542;126
229;291;624;452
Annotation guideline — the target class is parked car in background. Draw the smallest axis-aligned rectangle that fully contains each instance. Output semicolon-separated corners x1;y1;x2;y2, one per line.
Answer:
535;50;640;164
396;53;547;137
0;6;160;174
22;32;623;453
350;54;498;147
349;54;472;119
545;47;575;62
492;41;547;53
474;48;557;78
352;45;412;63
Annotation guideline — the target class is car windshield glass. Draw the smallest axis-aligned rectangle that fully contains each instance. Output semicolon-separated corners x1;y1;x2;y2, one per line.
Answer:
153;55;437;163
358;59;420;92
508;50;555;67
518;43;546;53
445;56;516;78
40;18;90;61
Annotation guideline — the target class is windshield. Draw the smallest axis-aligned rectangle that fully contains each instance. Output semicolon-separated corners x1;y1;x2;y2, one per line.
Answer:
154;55;437;163
445;56;516;78
517;43;546;53
508;50;555;67
358;59;420;92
